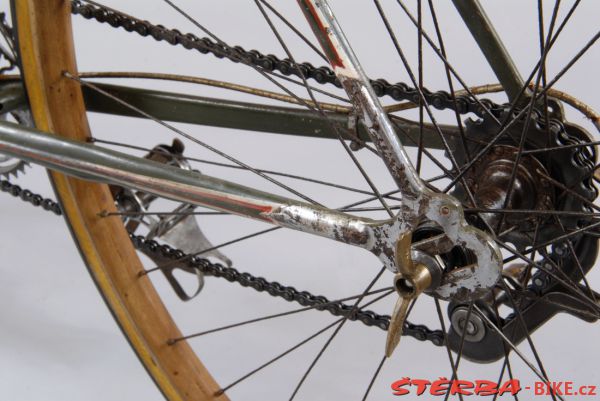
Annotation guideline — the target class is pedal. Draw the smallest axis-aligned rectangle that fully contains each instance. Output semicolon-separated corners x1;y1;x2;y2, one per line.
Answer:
111;139;232;300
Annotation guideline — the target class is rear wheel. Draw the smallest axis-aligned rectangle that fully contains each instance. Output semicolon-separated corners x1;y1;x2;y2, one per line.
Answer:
11;1;600;400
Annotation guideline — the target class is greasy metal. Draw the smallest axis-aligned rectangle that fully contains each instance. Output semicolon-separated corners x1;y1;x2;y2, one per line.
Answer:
451;0;525;102
446;108;599;361
0;81;28;113
299;0;502;301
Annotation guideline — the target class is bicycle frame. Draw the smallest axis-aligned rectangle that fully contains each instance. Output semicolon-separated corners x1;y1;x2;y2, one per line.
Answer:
0;0;514;299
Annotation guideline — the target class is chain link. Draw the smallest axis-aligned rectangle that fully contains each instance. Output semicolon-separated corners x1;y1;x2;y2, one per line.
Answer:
70;0;504;119
3;0;597;348
0;177;445;345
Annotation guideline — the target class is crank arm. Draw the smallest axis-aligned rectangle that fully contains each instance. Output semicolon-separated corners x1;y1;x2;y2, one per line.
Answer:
0;120;499;301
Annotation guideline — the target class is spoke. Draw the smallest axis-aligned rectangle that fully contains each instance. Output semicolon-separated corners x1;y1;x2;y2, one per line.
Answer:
390;116;457;179
490;297;521;401
498;238;600;315
160;0;341;117
536;169;600;213
168;286;393;344
65;74;324;207
552;216;597;303
91;137;402;201
434;298;464;401
141;227;279;275
374;0;492;233
473;305;566;401
214;288;394;396
427;0;471;163
360;356;386;401
521;219;543;289
544;30;600;91
288;266;386;401
522;220;600;255
255;0;395;218
522;140;600;155
500;280;558;401
491;359;509;401
101;210;228;217
257;0;327;62
394;0;502;125
442;301;472;401
415;0;425;173
495;0;561;233
442;4;589;194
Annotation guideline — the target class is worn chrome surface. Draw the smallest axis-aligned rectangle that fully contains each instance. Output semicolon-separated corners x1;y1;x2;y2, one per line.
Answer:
0;82;29;177
0;118;498;301
299;0;502;301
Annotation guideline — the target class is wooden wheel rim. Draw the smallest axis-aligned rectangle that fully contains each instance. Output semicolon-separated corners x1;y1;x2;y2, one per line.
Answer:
15;2;226;400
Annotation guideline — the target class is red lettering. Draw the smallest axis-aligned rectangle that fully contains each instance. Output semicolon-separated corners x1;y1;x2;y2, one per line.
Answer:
588;385;597;396
390;377;410;396
430;378;450;396
474;380;498;396
411;379;430;396
564;382;573;395
450;380;474;396
498;379;521;396
535;382;548;395
551;382;564;395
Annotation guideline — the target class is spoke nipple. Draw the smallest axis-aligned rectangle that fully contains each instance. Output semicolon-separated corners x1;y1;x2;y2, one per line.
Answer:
97;209;109;218
137;270;148;278
213;389;225;397
166;338;177;346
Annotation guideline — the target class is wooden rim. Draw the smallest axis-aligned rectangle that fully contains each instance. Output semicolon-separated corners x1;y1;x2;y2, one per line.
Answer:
15;2;226;400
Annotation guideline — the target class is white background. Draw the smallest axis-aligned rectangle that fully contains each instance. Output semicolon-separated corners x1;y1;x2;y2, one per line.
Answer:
1;1;599;400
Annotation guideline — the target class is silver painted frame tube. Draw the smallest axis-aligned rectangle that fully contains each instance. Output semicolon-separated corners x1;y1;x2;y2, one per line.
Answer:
298;0;502;301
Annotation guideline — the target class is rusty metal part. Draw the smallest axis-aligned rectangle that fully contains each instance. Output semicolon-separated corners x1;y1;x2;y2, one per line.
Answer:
110;140;235;300
464;145;553;229
0;171;450;343
299;0;502;303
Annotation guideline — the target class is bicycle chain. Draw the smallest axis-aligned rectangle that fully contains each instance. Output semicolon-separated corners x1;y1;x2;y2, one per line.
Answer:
70;0;504;119
3;0;596;348
0;178;445;346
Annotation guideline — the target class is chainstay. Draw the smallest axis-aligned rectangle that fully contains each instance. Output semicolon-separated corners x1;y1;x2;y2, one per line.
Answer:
71;0;504;118
0;178;445;346
68;0;598;300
